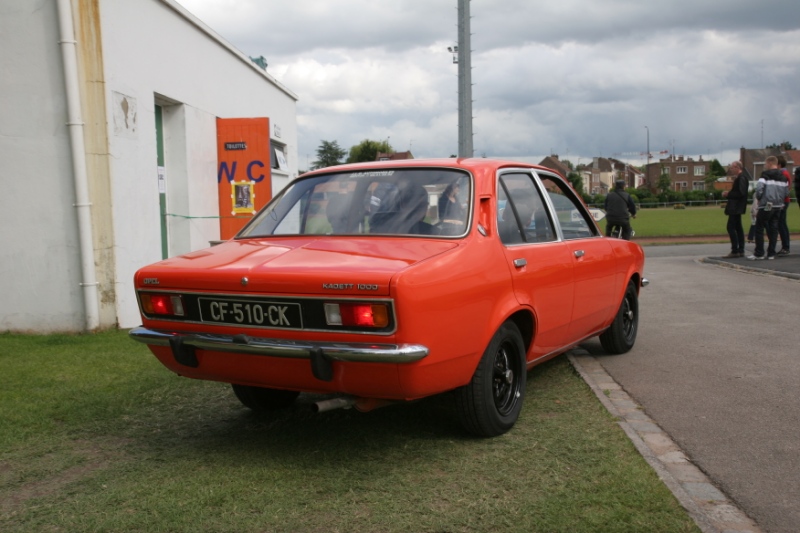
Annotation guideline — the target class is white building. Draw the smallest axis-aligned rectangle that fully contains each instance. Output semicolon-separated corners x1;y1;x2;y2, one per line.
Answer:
1;0;299;332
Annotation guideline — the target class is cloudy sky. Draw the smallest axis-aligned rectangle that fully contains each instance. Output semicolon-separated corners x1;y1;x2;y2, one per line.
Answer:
178;0;799;169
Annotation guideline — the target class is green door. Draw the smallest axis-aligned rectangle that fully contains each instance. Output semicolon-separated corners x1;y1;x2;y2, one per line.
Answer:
155;105;168;259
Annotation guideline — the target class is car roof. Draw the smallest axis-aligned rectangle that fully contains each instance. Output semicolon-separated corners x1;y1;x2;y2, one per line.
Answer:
302;158;562;178
298;158;568;199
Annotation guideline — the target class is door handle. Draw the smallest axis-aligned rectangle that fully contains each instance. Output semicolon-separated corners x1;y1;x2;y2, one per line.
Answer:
513;258;527;268
574;250;585;258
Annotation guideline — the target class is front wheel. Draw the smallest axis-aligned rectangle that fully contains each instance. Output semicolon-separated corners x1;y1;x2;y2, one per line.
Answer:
599;281;639;354
231;384;300;412
456;322;527;437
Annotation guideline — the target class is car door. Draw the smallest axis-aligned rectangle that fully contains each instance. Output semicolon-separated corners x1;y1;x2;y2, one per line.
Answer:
535;172;617;339
497;171;575;358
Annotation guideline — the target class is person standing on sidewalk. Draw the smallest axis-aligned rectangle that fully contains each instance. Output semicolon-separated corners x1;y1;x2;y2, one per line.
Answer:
776;155;791;255
748;156;789;260
795;166;800;211
722;161;750;258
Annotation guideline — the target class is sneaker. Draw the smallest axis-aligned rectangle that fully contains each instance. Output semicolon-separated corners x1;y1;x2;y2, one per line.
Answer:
777;249;790;256
723;252;740;258
767;255;775;260
746;255;765;261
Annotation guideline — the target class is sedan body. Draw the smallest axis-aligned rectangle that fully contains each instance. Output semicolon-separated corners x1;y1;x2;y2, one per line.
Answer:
130;158;646;436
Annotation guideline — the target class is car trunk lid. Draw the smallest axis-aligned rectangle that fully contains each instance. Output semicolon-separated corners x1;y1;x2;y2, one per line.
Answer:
136;237;459;296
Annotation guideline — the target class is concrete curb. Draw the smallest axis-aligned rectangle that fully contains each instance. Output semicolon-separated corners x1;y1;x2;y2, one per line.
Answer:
568;350;762;533
700;257;800;281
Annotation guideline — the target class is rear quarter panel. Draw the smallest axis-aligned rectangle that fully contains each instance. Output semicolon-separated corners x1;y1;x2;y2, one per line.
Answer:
389;234;520;398
603;238;646;327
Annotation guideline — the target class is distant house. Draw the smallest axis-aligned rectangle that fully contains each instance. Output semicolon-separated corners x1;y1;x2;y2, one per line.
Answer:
376;151;414;161
608;158;645;189
785;150;800;173
581;157;614;195
741;147;795;180
538;154;570;178
645;155;710;192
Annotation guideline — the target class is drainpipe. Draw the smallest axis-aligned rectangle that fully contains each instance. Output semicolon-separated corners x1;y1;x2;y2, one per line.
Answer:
56;0;100;331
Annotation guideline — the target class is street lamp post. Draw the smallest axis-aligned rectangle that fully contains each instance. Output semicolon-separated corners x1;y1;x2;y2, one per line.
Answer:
645;126;650;188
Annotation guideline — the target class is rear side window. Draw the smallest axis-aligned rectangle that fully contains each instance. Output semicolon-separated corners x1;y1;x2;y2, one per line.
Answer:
537;173;598;240
497;172;556;245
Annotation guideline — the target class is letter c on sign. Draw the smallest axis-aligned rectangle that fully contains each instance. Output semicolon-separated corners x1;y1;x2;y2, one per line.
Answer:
247;160;265;182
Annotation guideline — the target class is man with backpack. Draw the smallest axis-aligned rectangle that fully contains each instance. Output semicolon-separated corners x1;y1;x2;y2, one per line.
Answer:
604;179;637;240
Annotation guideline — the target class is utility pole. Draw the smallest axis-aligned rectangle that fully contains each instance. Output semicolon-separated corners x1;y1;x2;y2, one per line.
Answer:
645;126;650;187
457;0;473;158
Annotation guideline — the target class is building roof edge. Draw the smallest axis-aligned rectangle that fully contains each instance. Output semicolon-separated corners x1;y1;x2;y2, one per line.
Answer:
157;0;299;101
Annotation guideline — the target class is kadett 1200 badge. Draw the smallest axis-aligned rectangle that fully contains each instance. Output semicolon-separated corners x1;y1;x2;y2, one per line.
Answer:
130;158;647;437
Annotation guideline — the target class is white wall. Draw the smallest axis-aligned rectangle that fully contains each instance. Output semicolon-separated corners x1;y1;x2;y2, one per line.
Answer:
0;0;298;332
101;0;298;328
0;0;86;331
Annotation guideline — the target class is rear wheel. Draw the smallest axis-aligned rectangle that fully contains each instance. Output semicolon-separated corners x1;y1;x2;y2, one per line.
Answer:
599;281;639;354
231;384;300;411
456;322;526;437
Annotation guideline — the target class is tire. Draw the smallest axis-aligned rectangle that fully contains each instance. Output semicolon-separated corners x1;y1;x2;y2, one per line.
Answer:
599;281;639;354
231;384;300;411
456;322;527;437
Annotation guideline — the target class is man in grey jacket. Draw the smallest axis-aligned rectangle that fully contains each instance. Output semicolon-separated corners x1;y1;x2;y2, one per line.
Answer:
747;155;790;260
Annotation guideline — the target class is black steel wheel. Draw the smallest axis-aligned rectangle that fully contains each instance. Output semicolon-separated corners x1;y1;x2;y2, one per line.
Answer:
231;384;300;411
456;321;526;437
599;281;639;354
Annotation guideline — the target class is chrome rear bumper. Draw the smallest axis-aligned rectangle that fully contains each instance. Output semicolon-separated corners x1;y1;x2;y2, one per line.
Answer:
128;326;429;364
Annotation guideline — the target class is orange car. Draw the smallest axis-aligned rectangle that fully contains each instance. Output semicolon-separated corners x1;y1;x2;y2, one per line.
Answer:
130;158;646;437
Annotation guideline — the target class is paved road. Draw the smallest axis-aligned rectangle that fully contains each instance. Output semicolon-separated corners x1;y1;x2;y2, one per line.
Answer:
580;241;800;533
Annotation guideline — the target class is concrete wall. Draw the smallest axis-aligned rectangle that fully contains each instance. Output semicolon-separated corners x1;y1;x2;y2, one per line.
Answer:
0;0;298;331
0;0;87;331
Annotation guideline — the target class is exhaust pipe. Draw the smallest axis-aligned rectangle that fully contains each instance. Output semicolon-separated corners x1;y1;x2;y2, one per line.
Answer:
311;396;397;413
312;396;357;413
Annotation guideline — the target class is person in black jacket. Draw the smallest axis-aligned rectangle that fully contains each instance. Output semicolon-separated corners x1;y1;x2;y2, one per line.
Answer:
795;166;800;206
604;180;637;240
722;161;750;258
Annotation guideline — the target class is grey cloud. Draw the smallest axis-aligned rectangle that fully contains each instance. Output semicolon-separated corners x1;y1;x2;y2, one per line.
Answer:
179;0;800;166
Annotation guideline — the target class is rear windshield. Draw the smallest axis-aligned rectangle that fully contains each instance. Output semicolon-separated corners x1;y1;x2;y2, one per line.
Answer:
238;168;471;238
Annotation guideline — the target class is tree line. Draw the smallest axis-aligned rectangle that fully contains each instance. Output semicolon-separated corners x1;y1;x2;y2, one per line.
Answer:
309;140;796;206
310;139;393;171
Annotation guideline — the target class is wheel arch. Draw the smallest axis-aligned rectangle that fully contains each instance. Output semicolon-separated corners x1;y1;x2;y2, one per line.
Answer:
506;308;535;359
628;271;642;294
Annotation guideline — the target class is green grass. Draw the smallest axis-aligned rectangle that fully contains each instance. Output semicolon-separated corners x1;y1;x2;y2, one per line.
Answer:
625;205;800;237
0;330;699;533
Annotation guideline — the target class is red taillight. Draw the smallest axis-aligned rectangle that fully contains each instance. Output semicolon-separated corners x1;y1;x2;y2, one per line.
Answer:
344;304;376;326
324;303;389;328
140;293;185;317
151;295;171;314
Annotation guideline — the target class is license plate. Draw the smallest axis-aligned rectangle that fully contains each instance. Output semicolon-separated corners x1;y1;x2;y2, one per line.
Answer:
198;298;302;328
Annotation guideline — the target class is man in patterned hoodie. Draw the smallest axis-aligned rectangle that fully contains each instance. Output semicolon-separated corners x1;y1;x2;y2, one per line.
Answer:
747;155;790;260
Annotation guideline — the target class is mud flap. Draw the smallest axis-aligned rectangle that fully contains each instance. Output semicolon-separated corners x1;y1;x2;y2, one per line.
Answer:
310;348;334;381
169;336;199;368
